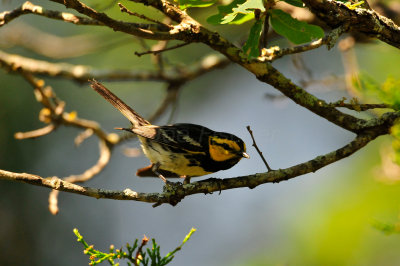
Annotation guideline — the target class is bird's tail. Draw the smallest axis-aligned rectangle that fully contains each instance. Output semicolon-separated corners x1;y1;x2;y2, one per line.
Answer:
90;80;150;127
136;164;180;178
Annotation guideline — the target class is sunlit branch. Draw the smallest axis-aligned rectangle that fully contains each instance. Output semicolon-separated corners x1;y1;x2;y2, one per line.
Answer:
0;1;102;26
14;124;57;139
0;50;229;83
263;25;348;61
49;0;182;40
302;0;400;49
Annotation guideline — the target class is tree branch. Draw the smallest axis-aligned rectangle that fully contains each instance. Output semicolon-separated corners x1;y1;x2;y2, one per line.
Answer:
2;114;397;206
303;0;400;49
118;2;171;29
248;62;368;133
14;124;57;139
263;25;348;61
246;126;272;172
49;0;181;40
0;1;102;26
0;169;160;203
327;101;393;111
0;50;229;83
135;42;190;57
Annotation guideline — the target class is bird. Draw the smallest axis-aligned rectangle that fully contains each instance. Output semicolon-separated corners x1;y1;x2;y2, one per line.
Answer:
90;80;249;183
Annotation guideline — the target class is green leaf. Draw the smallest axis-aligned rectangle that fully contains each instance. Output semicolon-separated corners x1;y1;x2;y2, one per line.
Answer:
178;0;216;9
243;19;263;58
281;0;304;7
221;0;264;24
269;9;324;44
206;0;262;25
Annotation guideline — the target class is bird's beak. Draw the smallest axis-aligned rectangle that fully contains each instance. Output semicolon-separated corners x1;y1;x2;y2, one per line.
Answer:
115;127;131;132
242;152;250;159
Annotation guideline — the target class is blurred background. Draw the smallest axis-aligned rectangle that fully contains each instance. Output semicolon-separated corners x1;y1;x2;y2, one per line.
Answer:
2;1;400;265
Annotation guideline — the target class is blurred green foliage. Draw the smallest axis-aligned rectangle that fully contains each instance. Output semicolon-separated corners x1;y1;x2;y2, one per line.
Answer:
352;71;400;170
238;140;400;265
231;42;400;266
353;74;400;109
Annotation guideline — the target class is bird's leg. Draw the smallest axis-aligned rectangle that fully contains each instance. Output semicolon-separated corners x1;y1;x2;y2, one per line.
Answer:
182;176;191;184
152;163;168;183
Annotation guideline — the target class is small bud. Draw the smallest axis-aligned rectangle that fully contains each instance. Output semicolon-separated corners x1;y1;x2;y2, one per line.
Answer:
107;133;120;144
142;235;149;245
43;86;53;98
37;79;45;87
65;111;77;121
39;108;52;123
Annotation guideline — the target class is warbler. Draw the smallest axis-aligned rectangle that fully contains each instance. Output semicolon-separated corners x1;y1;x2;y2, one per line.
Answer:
90;80;249;183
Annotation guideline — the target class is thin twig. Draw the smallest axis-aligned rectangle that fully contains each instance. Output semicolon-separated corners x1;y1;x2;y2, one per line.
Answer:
50;0;180;40
48;189;60;215
14;124;56;139
135;235;149;265
74;128;94;146
135;42;190;57
15;71;117;214
118;2;171;28
328;102;393;111
262;25;348;61
0;1;102;26
0;50;229;83
246;126;272;172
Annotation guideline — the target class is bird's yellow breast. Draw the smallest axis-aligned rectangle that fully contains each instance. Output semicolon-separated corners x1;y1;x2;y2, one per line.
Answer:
138;136;211;177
